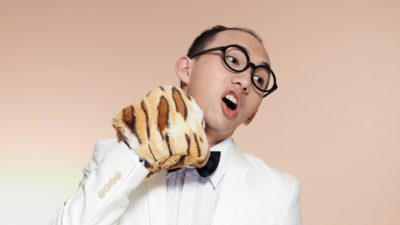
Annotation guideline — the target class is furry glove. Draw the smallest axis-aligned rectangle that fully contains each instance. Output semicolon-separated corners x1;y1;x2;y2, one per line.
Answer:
112;85;210;177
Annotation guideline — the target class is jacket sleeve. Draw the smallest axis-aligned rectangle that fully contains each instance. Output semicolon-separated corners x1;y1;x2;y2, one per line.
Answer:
278;179;303;225
50;138;150;225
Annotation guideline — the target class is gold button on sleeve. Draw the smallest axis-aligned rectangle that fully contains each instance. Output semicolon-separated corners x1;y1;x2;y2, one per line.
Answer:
114;172;122;180
98;191;105;199
104;183;111;192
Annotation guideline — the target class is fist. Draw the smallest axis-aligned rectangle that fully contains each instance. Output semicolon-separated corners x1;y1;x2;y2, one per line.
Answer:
112;85;209;177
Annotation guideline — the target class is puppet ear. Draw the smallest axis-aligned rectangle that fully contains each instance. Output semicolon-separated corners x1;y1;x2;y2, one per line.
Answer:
175;56;192;87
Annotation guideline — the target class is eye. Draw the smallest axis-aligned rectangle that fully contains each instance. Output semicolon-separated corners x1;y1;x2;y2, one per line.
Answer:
253;75;265;86
225;55;239;65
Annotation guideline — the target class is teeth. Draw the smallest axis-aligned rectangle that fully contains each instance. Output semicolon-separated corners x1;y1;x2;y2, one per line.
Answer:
225;94;237;104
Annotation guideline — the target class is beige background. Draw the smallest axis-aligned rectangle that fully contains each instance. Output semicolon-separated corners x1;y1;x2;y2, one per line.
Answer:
1;0;399;224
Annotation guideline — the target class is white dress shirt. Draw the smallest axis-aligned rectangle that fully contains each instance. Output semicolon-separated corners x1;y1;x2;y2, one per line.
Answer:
166;138;233;225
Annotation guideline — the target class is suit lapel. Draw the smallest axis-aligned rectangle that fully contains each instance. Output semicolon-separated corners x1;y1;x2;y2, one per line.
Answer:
145;170;168;225
211;141;250;225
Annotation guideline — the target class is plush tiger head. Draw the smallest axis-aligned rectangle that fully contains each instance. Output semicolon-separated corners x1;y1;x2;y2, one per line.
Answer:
112;85;209;176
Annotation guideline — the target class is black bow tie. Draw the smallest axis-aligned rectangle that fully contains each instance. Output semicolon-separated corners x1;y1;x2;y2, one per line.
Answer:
168;151;221;177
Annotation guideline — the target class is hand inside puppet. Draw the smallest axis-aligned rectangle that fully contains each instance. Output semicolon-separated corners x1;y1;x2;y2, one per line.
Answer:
112;85;210;178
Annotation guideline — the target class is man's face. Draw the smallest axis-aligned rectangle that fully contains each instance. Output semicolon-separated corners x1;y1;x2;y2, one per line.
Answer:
180;30;270;145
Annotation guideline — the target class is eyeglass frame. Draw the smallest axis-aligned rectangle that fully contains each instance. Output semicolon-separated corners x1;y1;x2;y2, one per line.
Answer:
188;44;278;98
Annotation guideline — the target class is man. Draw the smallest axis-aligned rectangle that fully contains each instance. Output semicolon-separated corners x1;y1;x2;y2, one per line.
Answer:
50;25;302;225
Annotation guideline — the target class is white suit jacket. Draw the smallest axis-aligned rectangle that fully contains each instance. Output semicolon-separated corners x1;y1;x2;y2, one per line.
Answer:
50;138;302;225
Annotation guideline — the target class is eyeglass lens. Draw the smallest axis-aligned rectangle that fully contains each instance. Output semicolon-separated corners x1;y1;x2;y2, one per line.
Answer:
223;46;273;92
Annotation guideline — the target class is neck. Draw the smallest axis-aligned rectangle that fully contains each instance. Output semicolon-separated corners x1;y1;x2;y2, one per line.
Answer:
205;129;232;148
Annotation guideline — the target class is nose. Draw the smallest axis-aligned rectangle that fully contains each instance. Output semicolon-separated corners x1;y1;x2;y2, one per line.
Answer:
231;69;251;94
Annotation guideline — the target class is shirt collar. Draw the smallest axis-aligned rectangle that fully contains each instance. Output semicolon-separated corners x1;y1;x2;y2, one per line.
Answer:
208;137;233;189
165;137;234;190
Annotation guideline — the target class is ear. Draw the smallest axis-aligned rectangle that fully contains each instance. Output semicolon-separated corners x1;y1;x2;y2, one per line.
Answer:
243;111;257;126
175;56;192;87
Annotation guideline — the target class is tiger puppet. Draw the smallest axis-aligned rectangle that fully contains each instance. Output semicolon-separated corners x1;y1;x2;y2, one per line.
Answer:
112;85;210;178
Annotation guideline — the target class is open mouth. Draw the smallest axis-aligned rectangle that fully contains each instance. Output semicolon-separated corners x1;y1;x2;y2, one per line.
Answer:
222;95;237;110
221;90;240;118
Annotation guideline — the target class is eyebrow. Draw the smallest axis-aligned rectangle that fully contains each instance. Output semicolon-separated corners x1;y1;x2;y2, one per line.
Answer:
260;62;271;67
240;45;271;67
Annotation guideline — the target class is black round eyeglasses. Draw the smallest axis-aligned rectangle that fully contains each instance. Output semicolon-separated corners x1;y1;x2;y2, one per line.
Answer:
188;44;278;98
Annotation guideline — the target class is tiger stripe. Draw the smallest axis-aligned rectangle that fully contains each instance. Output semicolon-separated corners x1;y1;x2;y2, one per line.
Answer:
172;86;188;120
194;133;201;157
122;105;134;126
157;96;169;140
141;101;151;140
122;105;140;144
165;134;172;156
148;144;157;162
185;134;191;155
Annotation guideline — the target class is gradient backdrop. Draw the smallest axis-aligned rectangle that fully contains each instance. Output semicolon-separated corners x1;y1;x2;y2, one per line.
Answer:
1;0;399;224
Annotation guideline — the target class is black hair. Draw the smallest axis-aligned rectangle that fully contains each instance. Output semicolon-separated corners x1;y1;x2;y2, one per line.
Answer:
187;25;263;57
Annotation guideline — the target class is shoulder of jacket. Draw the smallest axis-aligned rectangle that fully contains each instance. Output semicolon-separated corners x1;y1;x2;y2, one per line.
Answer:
242;152;301;190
